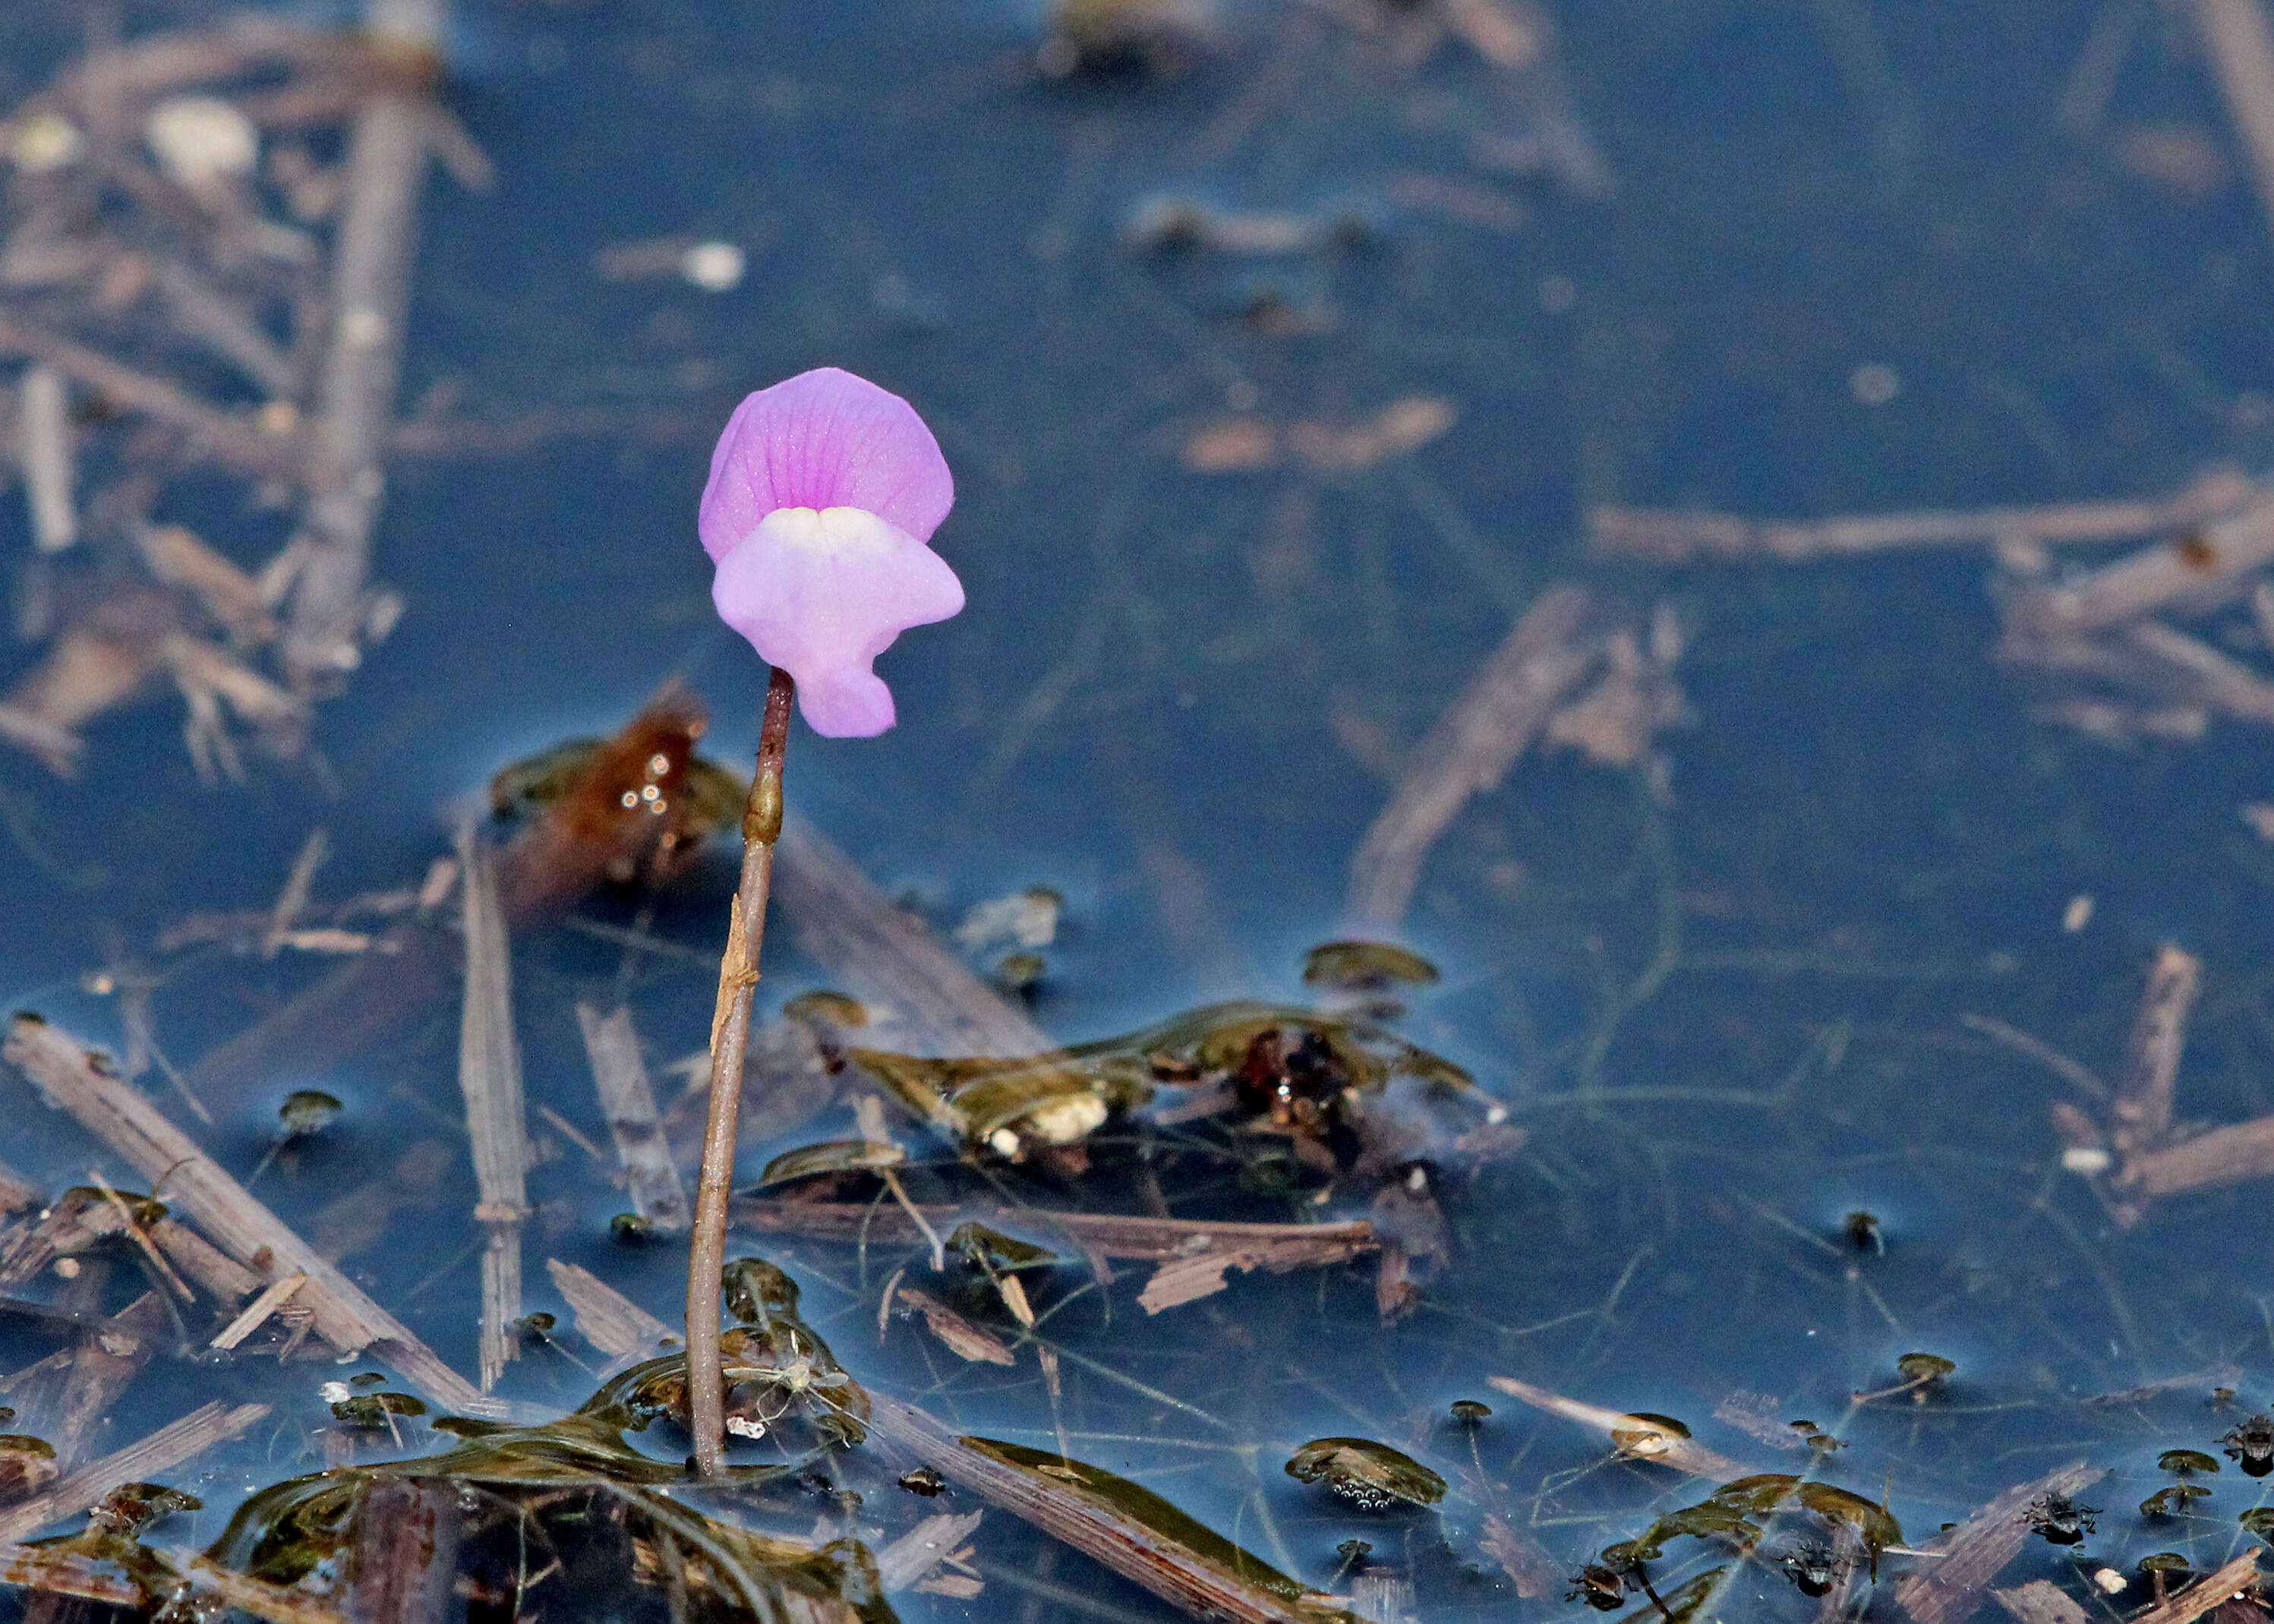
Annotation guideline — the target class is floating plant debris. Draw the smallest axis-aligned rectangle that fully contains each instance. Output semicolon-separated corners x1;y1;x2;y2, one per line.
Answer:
326;1390;425;1428
955;887;1062;954
1609;1411;1692;1454
992;951;1047;995
781;991;871;1029
2223;1414;2274;1476
1777;1540;1844;1597
90;1483;200;1535
1567;1563;1628;1610
1282;1437;1448;1511
959;1436;1327;1607
1300;941;1440;992
1600;1474;1903;1581
946;1222;1059;1272
724;1256;803;1327
276;1088;341;1136
752;1138;908;1190
2139;1483;2211;1517
2023;1491;2099;1544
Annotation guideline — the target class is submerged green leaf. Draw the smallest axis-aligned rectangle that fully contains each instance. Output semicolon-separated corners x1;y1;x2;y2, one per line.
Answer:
2140;1484;2211;1517
277;1089;342;1135
752;1139;907;1189
2158;1449;2221;1475
947;1222;1059;1272
1284;1437;1448;1510
967;1437;1340;1610
1301;941;1440;991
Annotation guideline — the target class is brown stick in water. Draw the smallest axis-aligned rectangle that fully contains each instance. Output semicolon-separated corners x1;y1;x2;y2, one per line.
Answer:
4;1014;490;1414
1347;585;1597;928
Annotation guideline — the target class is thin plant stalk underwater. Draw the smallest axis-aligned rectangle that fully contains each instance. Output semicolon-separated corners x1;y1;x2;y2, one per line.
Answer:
683;366;965;1475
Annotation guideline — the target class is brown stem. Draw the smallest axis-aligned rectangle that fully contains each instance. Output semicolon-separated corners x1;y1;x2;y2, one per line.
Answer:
686;665;793;1477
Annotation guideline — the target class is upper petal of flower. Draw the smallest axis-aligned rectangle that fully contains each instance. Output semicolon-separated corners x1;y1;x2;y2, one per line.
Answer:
710;505;966;737
698;368;954;563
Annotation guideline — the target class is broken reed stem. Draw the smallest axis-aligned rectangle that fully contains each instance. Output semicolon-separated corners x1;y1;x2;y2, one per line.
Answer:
686;664;793;1478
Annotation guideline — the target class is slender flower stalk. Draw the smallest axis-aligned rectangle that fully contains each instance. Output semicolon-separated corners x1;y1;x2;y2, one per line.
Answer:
683;366;963;1474
686;664;793;1477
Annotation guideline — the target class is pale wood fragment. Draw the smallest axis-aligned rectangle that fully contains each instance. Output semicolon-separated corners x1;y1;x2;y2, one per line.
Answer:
1484;1374;1755;1480
2115;944;2200;1162
17;365;74;553
1348;585;1598;927
1590;469;2252;563
2124;1548;2264;1624
210;1271;308;1350
1894;1462;2105;1624
283;0;446;688
774;815;1056;1057
4;1013;490;1414
455;820;528;1392
544;1257;673;1365
0;311;297;478
2196;0;2274;246
576;1003;688;1231
893;1284;1014;1364
734;1195;1377;1266
175;1550;351;1624
2004;494;2274;642
0;1399;267;1544
877;1511;986;1592
1992;1579;2086;1624
2126;1113;2274;1197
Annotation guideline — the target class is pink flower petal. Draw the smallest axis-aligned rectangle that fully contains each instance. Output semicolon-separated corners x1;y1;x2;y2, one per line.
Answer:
698;367;954;563
711;506;966;738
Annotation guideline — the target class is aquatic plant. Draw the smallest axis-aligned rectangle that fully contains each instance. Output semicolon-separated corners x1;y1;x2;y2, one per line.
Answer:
699;366;964;739
686;367;964;1476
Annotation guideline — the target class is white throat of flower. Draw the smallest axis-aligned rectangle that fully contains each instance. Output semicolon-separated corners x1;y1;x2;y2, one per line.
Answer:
750;505;899;556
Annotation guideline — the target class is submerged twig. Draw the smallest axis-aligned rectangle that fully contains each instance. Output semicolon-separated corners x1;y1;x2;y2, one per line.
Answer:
1484;1374;1755;1479
454;818;530;1392
0;1399;267;1544
2120;1547;2263;1624
732;1196;1377;1266
2113;943;2200;1163
575;1003;688;1232
1892;1462;2104;1624
2194;0;2274;251
283;0;446;689
866;1395;1355;1624
17;364;74;554
774;815;1056;1057
1588;468;2251;563
4;1014;491;1414
544;1257;674;1367
2122;1112;2274;1198
688;665;793;1477
1347;585;1597;928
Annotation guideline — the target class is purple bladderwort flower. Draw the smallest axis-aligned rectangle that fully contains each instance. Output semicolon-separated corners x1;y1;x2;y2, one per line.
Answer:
699;367;964;736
